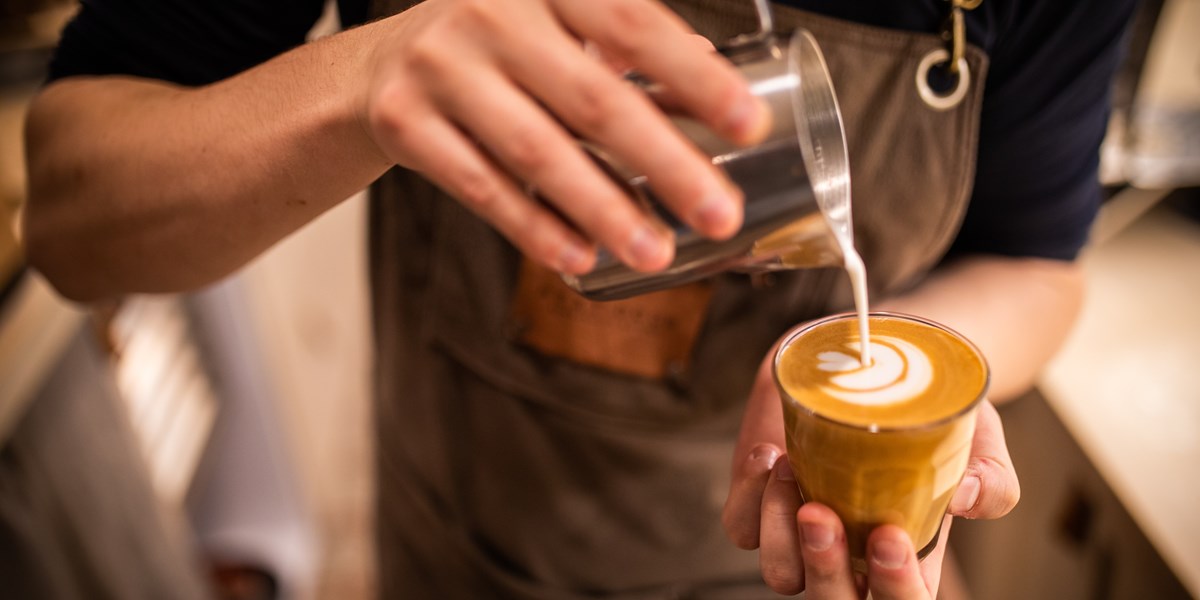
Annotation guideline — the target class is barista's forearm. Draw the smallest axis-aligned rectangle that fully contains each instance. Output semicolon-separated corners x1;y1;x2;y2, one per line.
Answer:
877;254;1085;403
23;24;392;302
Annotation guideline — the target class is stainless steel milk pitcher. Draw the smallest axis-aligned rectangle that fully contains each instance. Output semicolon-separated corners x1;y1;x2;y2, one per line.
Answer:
561;0;852;301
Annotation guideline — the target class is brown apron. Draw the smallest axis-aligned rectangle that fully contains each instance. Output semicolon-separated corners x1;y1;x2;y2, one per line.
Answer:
367;1;987;597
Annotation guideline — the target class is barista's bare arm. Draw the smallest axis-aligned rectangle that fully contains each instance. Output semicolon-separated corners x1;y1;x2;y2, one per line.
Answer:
877;254;1085;404
24;25;389;302
24;0;768;302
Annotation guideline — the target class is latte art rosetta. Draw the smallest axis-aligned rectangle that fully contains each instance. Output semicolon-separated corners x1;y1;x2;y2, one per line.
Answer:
777;314;988;428
815;336;933;406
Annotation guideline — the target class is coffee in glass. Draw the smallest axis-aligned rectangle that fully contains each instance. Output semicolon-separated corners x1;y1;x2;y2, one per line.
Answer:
774;312;989;571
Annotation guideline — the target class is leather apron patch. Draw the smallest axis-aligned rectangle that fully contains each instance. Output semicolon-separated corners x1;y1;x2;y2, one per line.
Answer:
510;259;714;380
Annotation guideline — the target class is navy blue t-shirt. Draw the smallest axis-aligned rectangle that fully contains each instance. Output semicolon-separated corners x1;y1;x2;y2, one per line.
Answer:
47;0;1137;261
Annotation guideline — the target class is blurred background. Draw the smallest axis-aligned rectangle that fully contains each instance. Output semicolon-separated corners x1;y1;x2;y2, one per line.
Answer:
0;1;1196;599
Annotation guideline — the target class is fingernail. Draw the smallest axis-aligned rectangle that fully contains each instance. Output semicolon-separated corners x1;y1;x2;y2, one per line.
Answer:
692;189;739;237
773;460;794;482
749;446;779;466
872;539;907;570
626;225;670;269
949;475;981;516
801;522;833;552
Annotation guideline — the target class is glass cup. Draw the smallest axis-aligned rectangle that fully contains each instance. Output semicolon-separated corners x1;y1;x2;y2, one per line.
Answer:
773;312;989;572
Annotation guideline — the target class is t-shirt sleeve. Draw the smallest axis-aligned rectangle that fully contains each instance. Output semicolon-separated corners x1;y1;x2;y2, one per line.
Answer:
47;0;330;86
948;0;1138;261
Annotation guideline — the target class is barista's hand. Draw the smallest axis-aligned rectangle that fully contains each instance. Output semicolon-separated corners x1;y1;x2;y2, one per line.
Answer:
722;352;1020;597
363;0;770;275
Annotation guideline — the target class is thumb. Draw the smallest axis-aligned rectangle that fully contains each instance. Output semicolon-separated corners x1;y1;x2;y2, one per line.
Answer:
949;400;1020;519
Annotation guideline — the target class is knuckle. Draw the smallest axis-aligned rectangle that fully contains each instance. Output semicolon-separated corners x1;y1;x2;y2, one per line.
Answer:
442;0;502;33
598;0;656;56
567;74;622;137
368;91;417;144
761;501;795;521
455;168;503;210
720;509;760;550
761;564;803;595
404;34;451;78
759;483;799;520
501;128;555;177
804;555;841;580
972;456;1020;516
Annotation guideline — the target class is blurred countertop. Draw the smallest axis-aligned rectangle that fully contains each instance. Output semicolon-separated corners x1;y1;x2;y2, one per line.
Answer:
0;273;86;443
1040;190;1200;596
0;2;83;439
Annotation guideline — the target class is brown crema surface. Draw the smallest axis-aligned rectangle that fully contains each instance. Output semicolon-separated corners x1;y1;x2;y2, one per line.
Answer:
776;315;987;428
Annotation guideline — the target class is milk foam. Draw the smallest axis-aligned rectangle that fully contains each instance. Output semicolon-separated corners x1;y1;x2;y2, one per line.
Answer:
815;335;933;406
840;241;871;366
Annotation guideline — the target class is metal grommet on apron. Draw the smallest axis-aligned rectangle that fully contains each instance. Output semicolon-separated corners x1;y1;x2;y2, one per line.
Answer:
918;0;979;111
916;49;970;111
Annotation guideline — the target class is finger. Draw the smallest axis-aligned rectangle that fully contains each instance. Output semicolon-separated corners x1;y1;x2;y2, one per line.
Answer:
759;459;805;595
796;503;858;600
370;102;595;273
551;0;770;145
916;516;953;598
498;27;745;241
865;525;932;600
586;33;714;75
721;444;781;550
429;60;676;271
949;401;1020;519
